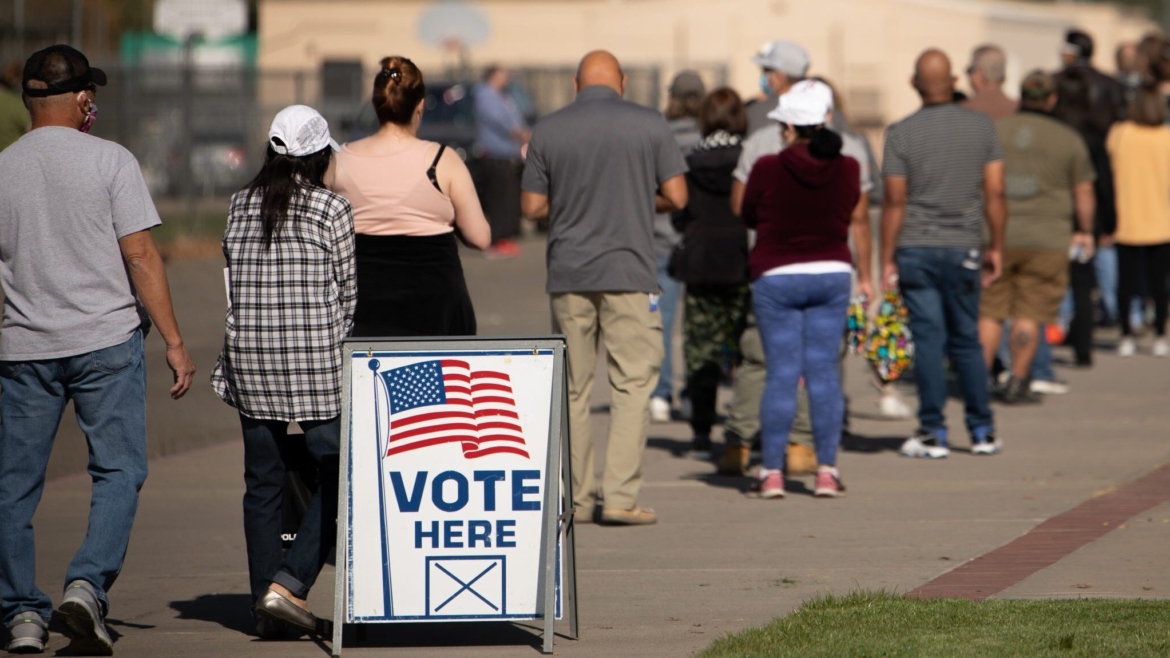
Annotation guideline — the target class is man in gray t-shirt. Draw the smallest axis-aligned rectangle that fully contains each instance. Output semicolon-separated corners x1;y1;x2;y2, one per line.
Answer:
0;45;194;655
880;49;1005;460
522;50;687;526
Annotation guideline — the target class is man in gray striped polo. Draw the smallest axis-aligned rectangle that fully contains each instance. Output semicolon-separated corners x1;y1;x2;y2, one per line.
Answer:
880;49;1006;459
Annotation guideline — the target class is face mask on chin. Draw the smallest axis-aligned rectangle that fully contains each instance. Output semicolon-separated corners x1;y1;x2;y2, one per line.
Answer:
79;96;98;133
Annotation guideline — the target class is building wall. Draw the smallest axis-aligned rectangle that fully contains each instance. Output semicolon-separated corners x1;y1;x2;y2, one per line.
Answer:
258;0;1155;124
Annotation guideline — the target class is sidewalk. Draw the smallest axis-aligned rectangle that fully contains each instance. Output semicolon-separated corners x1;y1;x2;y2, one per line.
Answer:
16;238;1170;657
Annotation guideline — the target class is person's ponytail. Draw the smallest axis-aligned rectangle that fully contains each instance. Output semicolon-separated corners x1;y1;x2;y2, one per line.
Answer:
807;126;843;159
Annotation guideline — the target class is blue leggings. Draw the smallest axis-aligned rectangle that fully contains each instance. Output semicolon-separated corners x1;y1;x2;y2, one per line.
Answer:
752;272;852;471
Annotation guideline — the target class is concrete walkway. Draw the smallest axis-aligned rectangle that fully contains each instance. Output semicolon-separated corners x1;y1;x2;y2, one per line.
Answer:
13;236;1170;657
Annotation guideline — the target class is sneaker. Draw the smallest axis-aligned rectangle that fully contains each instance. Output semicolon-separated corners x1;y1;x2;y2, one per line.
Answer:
684;435;713;460
56;580;113;656
5;614;47;654
878;391;913;419
1119;337;1136;357
649;397;671;423
970;427;1001;456
1155;339;1170;358
750;470;785;499
997;377;1040;405
484;239;521;260
813;468;846;498
900;430;949;459
717;444;750;476
1029;379;1070;396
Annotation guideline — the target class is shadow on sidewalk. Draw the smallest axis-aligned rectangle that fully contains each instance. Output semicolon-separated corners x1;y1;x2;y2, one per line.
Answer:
841;432;909;453
340;621;547;651
169;593;255;636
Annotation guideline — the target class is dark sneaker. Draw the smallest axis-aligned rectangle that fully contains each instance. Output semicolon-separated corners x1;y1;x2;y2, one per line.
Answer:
997;377;1040;405
6;614;47;654
900;429;949;459
683;435;713;460
57;580;113;656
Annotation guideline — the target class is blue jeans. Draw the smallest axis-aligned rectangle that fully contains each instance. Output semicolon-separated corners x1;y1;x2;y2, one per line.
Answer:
1094;244;1119;323
752;272;851;470
653;252;682;401
895;248;994;437
240;414;340;605
0;331;147;625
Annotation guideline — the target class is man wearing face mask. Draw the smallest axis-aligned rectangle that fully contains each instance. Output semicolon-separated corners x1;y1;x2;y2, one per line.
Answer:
745;40;810;136
0;45;195;655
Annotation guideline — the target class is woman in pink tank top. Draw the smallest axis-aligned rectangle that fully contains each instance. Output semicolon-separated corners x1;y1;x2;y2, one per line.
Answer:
327;56;491;337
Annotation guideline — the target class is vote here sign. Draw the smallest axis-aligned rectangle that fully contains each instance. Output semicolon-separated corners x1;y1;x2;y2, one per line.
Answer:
342;347;562;622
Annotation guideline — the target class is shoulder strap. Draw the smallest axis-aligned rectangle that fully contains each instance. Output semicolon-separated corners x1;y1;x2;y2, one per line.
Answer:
427;144;447;193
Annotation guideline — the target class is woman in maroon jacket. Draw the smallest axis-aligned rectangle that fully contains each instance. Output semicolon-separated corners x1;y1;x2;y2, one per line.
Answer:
741;81;870;499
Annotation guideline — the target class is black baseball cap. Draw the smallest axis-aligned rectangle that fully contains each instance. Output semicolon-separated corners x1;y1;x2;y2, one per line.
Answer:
22;45;107;98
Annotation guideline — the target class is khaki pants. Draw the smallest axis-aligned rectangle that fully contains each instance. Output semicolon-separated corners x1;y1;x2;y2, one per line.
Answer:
722;322;814;449
551;292;664;513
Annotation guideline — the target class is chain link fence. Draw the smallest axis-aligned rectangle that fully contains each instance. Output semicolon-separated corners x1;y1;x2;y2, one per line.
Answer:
86;62;727;243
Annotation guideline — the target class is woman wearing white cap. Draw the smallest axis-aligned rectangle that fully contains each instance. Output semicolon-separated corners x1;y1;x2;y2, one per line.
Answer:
741;82;870;499
211;104;355;637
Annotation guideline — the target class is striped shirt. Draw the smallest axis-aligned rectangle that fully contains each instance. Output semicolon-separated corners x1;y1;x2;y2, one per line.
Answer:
883;104;1004;249
211;186;357;422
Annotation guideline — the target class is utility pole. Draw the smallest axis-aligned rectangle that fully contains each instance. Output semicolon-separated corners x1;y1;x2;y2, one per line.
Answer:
72;0;83;49
14;0;25;58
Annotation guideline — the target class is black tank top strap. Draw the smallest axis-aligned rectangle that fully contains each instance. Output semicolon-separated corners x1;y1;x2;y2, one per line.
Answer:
427;144;447;192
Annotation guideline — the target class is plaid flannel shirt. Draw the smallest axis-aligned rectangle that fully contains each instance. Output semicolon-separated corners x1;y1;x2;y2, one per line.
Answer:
211;185;357;422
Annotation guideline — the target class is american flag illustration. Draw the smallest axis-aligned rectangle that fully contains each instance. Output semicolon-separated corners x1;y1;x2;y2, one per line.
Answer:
378;359;530;460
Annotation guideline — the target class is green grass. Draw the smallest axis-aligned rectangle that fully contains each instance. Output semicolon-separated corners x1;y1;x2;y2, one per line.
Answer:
698;591;1170;658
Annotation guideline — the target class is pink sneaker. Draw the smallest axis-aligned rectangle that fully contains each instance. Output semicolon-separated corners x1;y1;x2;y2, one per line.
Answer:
751;471;785;499
814;469;846;498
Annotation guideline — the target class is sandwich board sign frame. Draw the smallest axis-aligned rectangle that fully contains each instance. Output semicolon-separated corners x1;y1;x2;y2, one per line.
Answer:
332;336;579;655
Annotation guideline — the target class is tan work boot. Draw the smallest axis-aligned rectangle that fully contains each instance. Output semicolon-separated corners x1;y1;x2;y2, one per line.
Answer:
786;443;817;476
718;444;750;476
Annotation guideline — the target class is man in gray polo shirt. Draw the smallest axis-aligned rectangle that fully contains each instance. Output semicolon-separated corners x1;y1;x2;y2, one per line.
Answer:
522;50;688;526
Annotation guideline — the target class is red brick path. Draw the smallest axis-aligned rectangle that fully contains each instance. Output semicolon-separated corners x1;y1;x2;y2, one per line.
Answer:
909;463;1170;600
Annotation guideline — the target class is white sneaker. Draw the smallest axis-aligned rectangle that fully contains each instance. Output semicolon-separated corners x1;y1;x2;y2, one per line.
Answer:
649;397;671;423
878;392;913;419
1029;379;1070;396
1155;339;1170;358
1118;337;1136;357
899;433;949;459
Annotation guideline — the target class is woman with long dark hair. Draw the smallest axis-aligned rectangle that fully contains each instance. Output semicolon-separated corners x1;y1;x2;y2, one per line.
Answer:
741;82;867;499
328;56;491;337
669;87;749;456
211;105;356;637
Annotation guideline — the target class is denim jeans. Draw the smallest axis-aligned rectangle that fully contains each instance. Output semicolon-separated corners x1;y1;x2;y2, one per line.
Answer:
752;272;851;471
240;414;340;605
1094;244;1119;323
652;252;682;401
0;331;147;625
895;248;994;436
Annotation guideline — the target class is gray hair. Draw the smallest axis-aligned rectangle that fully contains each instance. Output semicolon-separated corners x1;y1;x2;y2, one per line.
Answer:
969;45;1007;84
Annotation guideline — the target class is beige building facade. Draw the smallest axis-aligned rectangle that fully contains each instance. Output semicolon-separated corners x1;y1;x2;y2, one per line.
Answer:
259;0;1155;125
